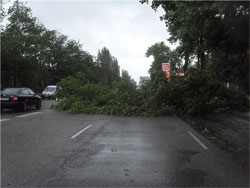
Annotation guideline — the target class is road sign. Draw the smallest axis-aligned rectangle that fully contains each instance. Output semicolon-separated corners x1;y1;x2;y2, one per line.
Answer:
176;72;185;77
162;63;171;72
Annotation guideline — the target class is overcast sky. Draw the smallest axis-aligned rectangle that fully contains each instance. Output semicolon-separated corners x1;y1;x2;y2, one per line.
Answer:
18;0;174;84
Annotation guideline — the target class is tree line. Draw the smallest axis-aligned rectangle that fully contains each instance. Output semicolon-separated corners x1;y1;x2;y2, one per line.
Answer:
1;1;135;92
142;1;249;94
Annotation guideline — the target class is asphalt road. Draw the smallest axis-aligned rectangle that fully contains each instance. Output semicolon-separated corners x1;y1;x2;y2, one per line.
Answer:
1;100;249;187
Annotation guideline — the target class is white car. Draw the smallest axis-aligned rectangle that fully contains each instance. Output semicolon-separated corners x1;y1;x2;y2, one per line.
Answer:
42;85;57;99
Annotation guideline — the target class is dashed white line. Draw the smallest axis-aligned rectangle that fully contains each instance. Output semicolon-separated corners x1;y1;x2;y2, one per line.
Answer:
16;112;42;118
71;124;92;139
188;131;208;150
0;119;10;122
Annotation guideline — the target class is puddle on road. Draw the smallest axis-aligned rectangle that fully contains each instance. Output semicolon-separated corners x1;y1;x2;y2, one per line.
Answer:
177;149;199;163
109;121;129;125
167;168;208;187
153;125;176;131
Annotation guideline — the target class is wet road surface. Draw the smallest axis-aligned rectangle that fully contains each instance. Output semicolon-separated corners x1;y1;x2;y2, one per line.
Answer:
1;100;249;187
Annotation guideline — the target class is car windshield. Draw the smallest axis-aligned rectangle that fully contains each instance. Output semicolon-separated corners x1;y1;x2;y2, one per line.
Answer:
1;88;20;95
45;87;56;92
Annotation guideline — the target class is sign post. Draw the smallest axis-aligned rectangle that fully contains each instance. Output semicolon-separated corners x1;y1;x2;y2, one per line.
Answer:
162;63;171;83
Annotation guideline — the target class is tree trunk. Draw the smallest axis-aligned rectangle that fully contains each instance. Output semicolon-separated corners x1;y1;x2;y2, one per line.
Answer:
200;51;206;70
15;65;18;87
183;52;189;72
199;37;206;70
197;56;200;69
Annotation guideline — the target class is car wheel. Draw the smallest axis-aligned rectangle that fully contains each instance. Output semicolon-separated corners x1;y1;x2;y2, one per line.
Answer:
36;101;41;110
42;95;45;100
22;102;28;112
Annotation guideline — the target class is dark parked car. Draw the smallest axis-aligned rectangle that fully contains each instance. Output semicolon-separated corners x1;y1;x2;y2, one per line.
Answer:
1;88;42;112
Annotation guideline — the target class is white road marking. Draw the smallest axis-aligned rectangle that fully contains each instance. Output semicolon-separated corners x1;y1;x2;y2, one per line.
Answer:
16;112;42;118
188;131;208;150
71;124;92;139
0;119;10;122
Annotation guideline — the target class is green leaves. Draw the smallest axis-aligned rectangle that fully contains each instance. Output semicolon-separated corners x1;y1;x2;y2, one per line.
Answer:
54;67;248;117
96;47;121;88
2;1;102;92
146;42;181;75
143;1;249;93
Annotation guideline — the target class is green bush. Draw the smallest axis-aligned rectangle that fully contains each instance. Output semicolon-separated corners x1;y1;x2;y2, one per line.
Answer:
53;69;249;117
158;68;248;115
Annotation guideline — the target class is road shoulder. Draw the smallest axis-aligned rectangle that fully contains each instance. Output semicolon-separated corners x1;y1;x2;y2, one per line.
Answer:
182;112;249;173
